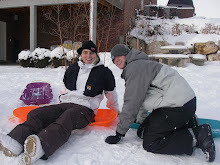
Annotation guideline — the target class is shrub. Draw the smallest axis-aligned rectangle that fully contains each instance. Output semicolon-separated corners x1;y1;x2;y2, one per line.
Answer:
51;47;69;67
32;48;51;68
18;50;34;67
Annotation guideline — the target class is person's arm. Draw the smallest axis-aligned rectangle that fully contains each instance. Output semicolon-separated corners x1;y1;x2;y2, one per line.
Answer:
105;88;119;112
106;60;162;144
103;67;119;112
63;63;79;90
116;62;152;135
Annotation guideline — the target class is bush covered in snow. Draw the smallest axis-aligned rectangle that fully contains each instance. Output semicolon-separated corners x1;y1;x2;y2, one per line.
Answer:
18;47;79;68
66;50;79;63
51;47;68;59
31;48;51;68
51;46;76;68
32;48;51;60
18;50;34;67
18;50;32;60
18;48;51;68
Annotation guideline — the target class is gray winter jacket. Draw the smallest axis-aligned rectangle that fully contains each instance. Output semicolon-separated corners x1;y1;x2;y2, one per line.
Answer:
116;49;195;135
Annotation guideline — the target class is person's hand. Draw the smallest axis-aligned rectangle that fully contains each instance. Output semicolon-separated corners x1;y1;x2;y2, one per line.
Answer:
105;132;124;144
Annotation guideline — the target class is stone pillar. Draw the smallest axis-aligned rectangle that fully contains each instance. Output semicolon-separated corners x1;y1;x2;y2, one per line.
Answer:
89;0;97;44
141;0;144;10
30;5;37;51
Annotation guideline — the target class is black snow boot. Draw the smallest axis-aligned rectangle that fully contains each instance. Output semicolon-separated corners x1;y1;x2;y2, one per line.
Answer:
193;124;215;162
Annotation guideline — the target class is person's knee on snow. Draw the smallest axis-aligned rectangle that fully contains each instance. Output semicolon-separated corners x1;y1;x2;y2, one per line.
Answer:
143;139;154;152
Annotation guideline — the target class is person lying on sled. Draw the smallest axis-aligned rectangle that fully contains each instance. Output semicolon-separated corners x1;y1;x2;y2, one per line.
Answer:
105;44;215;162
0;40;119;165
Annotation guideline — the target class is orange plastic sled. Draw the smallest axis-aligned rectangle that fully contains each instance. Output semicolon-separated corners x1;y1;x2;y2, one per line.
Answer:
89;109;118;127
13;106;40;122
12;106;117;127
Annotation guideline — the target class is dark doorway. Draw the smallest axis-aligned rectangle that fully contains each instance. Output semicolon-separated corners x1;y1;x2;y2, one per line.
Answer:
0;7;29;63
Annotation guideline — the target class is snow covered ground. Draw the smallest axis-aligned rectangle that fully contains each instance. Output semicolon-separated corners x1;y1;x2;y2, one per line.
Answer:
0;52;220;165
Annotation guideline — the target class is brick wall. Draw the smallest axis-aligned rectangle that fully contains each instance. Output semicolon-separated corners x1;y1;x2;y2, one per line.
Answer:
177;8;194;18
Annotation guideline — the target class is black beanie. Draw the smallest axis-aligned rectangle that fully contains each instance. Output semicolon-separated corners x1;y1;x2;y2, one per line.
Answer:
111;44;130;61
77;40;97;55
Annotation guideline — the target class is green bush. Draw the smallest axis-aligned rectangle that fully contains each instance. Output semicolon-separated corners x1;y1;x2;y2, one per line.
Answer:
52;57;63;68
19;58;34;67
33;57;51;68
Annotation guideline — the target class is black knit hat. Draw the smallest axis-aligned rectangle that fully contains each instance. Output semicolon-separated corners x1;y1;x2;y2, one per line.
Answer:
77;40;97;55
111;44;130;62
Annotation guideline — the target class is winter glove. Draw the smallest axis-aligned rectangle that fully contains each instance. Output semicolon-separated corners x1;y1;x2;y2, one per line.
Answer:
105;132;125;144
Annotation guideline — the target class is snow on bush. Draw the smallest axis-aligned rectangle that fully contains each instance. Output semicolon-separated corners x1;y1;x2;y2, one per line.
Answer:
31;48;51;60
18;50;34;67
66;50;78;61
18;47;78;68
18;50;32;60
51;47;69;59
30;48;51;68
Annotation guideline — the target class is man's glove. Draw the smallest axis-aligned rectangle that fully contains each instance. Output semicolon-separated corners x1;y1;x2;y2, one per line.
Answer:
105;132;125;144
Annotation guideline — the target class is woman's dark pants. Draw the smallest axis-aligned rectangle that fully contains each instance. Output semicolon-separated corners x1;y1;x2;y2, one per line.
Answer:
8;103;94;158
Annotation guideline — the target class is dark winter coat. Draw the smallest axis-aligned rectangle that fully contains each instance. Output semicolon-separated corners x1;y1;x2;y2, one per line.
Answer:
63;62;115;97
60;60;119;111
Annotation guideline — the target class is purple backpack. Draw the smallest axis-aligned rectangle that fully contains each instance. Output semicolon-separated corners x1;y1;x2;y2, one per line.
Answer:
20;82;53;105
